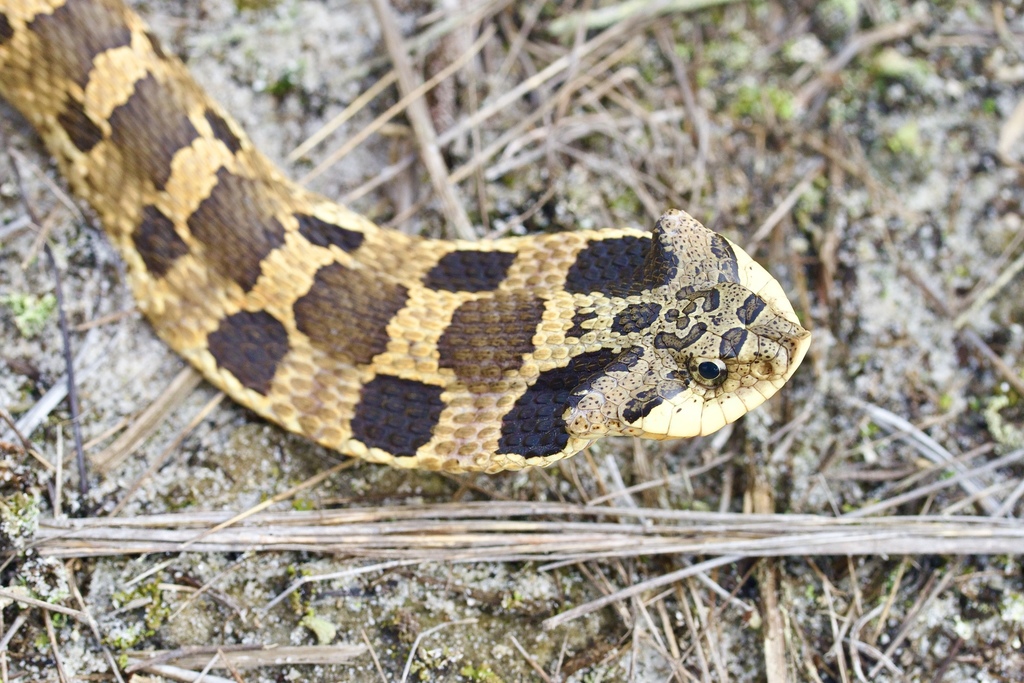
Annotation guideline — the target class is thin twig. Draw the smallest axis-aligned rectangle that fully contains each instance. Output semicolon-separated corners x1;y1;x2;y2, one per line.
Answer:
29;501;1024;562
850;400;1006;515
193;650;222;683
131;663;235;683
262;559;421;614
845;448;1024;518
368;0;476;239
509;634;554;683
5;148;89;499
868;561;961;678
66;562;127;683
794;16;926;110
43;243;87;499
93;366;205;474
0;613;28;653
167;555;249;623
183;459;356;548
0;588;85;620
747;159;825;249
109;391;226;517
400;618;478;683
299;27;493;188
288;71;398;162
654;24;709;201
122;644;267;675
43;610;69;683
0;610;7;683
548;0;737;35
542;555;742;631
361;628;388;683
0;409;52;473
8;329;106;443
219;648;246;683
960;328;1024;398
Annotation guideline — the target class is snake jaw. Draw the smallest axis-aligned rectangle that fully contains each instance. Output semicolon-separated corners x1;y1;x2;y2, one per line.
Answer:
641;285;810;438
564;308;810;441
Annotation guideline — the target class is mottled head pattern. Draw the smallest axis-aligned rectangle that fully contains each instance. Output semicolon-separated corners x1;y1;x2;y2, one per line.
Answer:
563;210;811;442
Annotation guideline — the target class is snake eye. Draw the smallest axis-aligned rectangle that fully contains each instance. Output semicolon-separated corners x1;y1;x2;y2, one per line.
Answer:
692;358;727;387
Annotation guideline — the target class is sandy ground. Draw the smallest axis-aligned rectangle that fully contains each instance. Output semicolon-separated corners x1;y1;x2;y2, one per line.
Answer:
2;0;1024;680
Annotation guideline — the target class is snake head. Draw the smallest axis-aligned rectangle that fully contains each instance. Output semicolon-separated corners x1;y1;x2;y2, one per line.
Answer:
563;210;811;441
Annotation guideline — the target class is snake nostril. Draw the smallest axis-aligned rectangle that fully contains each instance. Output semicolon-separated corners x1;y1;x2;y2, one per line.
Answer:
752;361;774;379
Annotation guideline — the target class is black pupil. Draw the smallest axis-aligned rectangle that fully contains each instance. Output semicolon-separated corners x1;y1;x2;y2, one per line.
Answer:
698;361;721;380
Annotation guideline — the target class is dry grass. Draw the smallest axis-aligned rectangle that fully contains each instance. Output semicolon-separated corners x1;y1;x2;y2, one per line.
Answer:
2;0;1024;681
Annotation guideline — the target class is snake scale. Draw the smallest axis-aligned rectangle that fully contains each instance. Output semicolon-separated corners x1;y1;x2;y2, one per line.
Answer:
0;0;811;472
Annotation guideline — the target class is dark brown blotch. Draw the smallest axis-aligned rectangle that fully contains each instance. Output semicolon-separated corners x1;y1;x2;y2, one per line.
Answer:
296;213;364;252
350;374;444;457
207;310;290;395
676;322;709;349
709;233;740;282
719;327;748;359
654;331;683;352
498;348;618;458
293;262;407;365
663;308;686;326
622;390;662;424
133;205;188;277
601;346;645;375
640;215;682;287
188;168;286;291
144;30;167;59
437;294;545;382
654;323;708;353
109;74;199;190
0;13;13;45
566;309;598;339
569;346;655;423
564;235;649;297
701;288;721;312
423;249;516;293
737;292;766;324
611;301;661;336
204;110;242;154
29;0;131;88
57;99;103;153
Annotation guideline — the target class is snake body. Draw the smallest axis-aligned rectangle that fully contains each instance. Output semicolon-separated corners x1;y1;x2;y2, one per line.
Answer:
0;0;810;472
